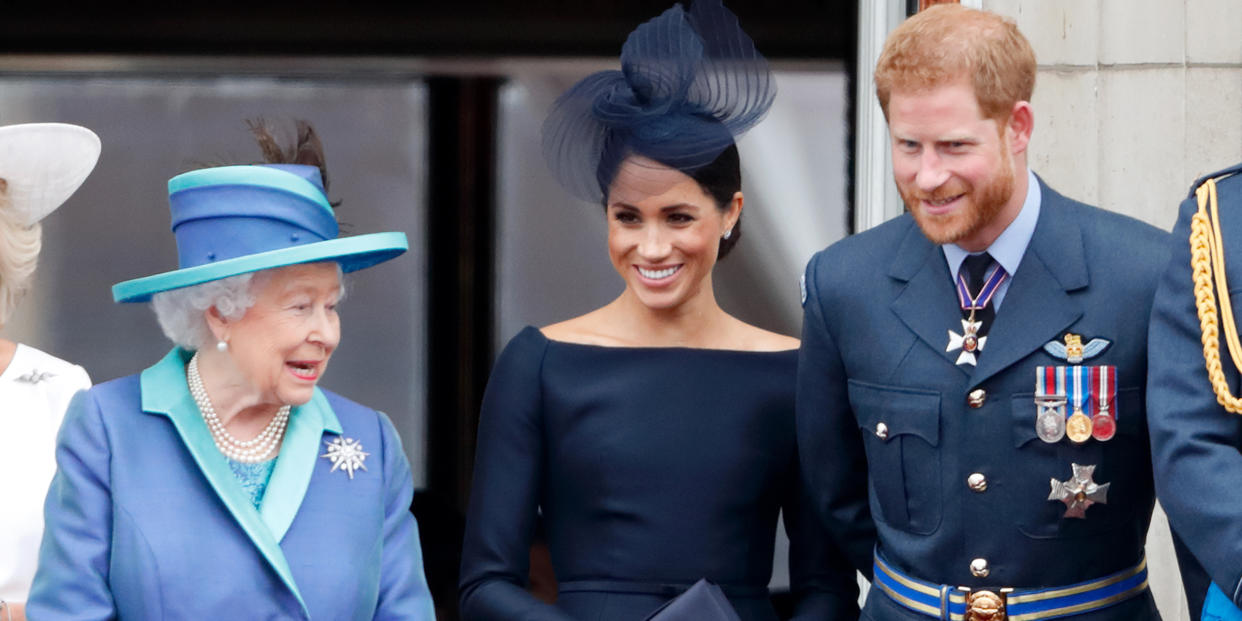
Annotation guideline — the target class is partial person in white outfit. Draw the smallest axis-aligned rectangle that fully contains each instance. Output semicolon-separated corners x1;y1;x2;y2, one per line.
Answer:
0;123;100;621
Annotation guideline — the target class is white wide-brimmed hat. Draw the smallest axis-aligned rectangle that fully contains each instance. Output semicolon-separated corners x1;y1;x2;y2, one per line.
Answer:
0;123;100;226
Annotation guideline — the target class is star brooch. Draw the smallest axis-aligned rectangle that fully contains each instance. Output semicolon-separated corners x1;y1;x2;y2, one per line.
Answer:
321;436;369;479
946;318;986;366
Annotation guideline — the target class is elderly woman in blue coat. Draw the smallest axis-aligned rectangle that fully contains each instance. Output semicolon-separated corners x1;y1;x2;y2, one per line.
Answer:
27;124;435;620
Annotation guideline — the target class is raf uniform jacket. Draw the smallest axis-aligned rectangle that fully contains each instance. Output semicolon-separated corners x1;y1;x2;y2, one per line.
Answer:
1148;163;1242;618
798;177;1169;620
27;348;435;620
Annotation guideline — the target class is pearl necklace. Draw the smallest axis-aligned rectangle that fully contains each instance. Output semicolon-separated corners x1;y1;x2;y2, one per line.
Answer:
187;353;290;463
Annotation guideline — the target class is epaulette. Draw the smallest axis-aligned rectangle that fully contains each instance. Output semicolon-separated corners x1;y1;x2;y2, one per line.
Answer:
1189;162;1242;199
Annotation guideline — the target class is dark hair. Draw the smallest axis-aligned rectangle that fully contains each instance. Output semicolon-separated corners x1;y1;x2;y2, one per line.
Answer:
689;143;742;260
246;118;337;207
600;142;743;260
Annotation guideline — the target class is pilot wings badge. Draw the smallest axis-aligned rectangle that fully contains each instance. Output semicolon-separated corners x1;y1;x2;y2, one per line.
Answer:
1043;333;1111;364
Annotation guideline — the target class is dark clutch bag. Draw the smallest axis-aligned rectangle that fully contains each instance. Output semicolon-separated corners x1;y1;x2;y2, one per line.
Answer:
642;579;743;621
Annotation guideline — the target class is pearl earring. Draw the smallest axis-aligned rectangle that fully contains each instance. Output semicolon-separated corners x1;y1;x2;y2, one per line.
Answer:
722;229;733;240
216;340;228;353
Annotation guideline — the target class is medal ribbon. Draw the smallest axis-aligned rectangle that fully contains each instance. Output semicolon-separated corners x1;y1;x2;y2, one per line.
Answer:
1092;365;1117;418
1037;366;1067;399
955;261;1008;311
1069;365;1092;416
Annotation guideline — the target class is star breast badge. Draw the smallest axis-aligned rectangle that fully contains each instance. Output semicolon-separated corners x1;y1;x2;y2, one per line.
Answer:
1049;463;1109;519
947;318;987;366
321;436;369;479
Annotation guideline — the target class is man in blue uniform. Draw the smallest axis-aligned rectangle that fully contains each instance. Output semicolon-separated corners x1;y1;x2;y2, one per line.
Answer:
796;5;1169;620
1149;165;1242;621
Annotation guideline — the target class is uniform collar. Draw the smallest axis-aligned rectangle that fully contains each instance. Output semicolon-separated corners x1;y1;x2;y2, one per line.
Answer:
139;348;343;616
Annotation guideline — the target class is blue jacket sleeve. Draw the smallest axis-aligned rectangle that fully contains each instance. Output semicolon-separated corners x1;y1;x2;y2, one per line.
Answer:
459;330;573;621
1148;191;1242;608
796;253;877;577
26;389;118;621
374;411;436;620
783;449;861;620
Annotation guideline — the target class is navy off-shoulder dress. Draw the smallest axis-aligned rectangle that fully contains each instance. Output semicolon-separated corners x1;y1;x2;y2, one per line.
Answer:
460;327;859;621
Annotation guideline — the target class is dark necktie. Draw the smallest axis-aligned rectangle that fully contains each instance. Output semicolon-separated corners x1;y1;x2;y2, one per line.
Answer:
960;252;1000;340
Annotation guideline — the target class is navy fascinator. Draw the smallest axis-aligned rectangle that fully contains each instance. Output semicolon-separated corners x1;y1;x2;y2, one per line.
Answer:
541;0;775;203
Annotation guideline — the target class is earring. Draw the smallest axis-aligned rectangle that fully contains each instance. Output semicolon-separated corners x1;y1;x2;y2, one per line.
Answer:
216;340;228;353
722;229;733;240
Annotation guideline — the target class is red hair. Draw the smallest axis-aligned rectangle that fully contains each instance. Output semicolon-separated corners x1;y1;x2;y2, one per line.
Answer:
875;4;1036;122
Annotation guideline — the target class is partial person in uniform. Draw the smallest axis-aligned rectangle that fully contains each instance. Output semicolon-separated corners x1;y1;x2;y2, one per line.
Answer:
1148;164;1242;621
458;1;859;619
28;121;435;620
0;123;98;621
797;5;1168;620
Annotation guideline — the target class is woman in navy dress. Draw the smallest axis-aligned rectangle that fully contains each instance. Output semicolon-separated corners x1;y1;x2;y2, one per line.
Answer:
459;2;858;619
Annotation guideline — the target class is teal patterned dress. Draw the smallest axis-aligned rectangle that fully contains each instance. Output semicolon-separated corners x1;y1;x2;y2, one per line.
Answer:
227;458;278;508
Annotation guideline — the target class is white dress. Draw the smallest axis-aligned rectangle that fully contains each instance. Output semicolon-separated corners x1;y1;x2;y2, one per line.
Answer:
0;344;89;601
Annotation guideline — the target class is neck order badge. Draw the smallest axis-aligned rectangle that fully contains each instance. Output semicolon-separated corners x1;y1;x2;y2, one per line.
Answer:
946;256;1007;367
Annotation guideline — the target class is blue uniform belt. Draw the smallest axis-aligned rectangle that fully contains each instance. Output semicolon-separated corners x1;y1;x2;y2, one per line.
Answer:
872;551;1148;621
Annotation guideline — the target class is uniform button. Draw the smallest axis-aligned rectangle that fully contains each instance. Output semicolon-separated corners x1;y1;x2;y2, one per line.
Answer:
970;558;990;578
967;389;987;409
875;422;889;440
967;473;988;492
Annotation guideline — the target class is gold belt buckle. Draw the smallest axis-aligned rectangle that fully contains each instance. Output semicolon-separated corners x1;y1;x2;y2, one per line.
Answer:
956;587;1012;621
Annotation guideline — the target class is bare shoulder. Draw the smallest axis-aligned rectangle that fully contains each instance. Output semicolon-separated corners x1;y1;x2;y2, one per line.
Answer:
540;309;626;346
727;319;799;352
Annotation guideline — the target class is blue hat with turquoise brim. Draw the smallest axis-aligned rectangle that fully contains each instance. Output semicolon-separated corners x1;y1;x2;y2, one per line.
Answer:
112;164;408;303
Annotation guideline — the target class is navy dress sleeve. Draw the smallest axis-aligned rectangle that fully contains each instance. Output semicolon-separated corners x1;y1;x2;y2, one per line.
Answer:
782;453;860;620
796;252;877;577
459;328;572;621
1148;185;1242;612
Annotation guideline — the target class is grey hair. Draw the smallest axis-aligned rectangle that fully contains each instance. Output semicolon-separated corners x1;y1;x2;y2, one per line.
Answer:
149;262;347;351
151;272;258;351
0;199;42;328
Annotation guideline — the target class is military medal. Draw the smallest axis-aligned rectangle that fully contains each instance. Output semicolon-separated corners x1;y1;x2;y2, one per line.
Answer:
1049;463;1110;519
1091;365;1117;441
1065;365;1093;444
946;260;1007;367
1066;412;1093;444
1035;366;1067;443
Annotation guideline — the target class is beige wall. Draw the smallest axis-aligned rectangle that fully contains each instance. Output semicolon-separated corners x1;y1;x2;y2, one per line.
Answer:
985;0;1242;232
980;2;1242;618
